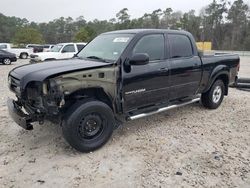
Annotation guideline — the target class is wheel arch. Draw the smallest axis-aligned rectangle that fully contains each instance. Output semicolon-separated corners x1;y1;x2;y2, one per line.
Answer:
20;52;29;58
204;65;230;95
65;87;114;111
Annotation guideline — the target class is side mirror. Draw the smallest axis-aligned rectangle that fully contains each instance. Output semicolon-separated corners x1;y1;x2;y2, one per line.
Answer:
129;53;149;66
61;50;67;53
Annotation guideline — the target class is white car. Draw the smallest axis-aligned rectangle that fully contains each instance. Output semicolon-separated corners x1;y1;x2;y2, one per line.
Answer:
0;43;32;59
30;43;86;63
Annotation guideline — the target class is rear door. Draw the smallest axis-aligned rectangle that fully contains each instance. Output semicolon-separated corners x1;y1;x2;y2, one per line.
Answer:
168;34;202;100
123;33;171;111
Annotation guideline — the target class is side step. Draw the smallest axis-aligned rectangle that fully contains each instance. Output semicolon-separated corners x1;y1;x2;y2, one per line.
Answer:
128;98;200;121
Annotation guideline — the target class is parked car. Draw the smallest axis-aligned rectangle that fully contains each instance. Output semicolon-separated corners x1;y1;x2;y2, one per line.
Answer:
0;50;17;65
0;43;32;59
7;29;240;152
26;44;44;53
30;43;86;63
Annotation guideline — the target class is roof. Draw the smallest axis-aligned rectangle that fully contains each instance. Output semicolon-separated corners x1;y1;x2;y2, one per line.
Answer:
103;29;191;35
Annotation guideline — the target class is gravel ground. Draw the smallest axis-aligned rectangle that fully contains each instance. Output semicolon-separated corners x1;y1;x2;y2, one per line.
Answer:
0;58;249;188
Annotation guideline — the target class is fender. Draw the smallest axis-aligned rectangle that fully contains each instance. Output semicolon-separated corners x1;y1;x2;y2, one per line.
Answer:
204;65;229;93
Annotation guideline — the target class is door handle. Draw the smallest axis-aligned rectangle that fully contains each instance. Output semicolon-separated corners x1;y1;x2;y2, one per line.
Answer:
159;67;169;72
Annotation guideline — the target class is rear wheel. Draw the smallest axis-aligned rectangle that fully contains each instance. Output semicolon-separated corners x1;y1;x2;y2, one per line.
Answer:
201;79;225;109
62;99;115;152
3;58;11;65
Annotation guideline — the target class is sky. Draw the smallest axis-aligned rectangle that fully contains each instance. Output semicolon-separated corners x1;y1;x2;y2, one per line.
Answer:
0;0;249;22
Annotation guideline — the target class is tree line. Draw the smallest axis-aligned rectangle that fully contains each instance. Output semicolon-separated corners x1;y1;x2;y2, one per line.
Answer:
0;0;250;50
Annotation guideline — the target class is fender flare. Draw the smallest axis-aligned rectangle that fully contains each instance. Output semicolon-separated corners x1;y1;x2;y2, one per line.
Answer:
204;65;230;93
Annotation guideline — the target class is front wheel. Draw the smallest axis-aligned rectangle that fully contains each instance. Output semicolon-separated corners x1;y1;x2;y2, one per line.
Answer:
62;99;115;152
201;79;225;109
3;58;11;65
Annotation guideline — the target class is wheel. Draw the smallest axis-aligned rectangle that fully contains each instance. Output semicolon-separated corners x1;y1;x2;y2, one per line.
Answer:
201;79;225;109
20;53;28;59
3;58;11;65
62;99;115;152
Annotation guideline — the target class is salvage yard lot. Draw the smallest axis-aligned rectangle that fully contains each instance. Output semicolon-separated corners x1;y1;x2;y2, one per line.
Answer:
0;58;250;187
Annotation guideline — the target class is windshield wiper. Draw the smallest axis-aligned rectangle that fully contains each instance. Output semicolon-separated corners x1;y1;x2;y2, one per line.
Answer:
86;56;110;63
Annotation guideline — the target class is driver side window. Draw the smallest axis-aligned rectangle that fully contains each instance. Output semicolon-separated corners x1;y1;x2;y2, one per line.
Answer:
62;45;75;53
133;34;165;61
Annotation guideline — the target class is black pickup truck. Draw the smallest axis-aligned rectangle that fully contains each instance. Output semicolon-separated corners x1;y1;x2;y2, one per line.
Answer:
7;29;240;152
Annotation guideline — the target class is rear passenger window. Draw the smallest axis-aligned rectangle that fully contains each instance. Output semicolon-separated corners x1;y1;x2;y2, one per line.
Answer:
133;34;164;61
169;34;193;58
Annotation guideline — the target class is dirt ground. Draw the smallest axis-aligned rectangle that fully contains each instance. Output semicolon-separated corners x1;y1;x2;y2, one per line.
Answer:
0;57;249;188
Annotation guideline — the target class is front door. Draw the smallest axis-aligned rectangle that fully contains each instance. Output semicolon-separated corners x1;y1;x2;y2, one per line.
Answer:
122;34;170;112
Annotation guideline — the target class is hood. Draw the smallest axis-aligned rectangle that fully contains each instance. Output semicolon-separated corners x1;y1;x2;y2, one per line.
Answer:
9;58;113;89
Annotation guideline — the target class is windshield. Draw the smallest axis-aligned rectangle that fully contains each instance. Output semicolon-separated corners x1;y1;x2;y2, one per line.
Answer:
0;44;7;49
51;45;63;52
77;34;134;61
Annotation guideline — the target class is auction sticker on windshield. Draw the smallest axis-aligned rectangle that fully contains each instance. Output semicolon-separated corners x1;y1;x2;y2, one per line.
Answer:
113;37;130;43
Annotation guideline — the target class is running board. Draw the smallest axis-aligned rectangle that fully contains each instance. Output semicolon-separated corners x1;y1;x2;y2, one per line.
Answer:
128;98;200;121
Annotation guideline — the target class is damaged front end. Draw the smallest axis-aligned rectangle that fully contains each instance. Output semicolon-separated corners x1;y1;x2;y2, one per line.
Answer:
7;65;118;130
8;76;65;130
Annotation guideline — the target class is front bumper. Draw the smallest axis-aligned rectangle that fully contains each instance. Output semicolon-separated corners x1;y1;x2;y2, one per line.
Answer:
7;99;33;130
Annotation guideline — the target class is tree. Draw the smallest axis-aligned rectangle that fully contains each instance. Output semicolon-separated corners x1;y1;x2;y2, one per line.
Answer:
203;0;229;49
73;27;90;42
116;8;130;23
181;10;201;41
227;0;249;50
150;9;163;28
161;8;173;28
116;8;130;29
1;1;250;50
12;27;44;45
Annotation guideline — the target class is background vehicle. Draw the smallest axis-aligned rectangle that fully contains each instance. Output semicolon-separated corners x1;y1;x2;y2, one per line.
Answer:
42;45;54;52
0;43;32;59
7;29;240;152
0;50;17;65
26;44;44;53
29;42;86;63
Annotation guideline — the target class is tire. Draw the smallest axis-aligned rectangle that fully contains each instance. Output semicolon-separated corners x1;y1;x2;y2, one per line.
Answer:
62;99;115;152
201;79;225;109
20;53;28;59
3;58;11;65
